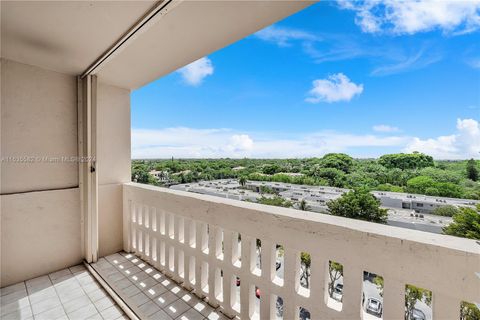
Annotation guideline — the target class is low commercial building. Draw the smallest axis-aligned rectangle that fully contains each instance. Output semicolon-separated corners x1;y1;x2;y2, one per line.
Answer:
169;179;479;234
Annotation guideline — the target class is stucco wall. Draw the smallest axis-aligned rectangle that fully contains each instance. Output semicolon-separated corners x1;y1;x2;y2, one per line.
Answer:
1;188;82;286
1;59;78;194
96;81;131;257
0;59;82;287
0;61;131;286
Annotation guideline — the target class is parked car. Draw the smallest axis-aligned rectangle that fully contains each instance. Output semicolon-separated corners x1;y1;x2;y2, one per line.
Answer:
366;298;383;317
236;277;240;286
276;261;281;271
410;308;426;320
332;283;343;301
255;287;260;299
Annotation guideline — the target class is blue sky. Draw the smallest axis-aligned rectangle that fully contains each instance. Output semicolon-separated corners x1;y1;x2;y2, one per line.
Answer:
132;1;480;159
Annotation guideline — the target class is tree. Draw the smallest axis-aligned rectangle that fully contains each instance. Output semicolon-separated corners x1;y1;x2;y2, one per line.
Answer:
467;159;479;181
373;276;384;297
262;164;281;175
300;252;311;289
132;164;155;184
376;183;404;193
407;176;463;198
378;152;434;170
443;207;480;240
319;153;354;173
298;199;310;211
406;176;435;194
432;205;460;217
257;196;292;208
405;285;431;320
238;176;247;187
327;188;388;223
460;301;480;320
419;167;462;184
328;261;343;298
311;167;346;188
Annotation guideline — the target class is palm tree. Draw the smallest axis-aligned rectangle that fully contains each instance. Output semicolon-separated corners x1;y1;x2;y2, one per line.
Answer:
239;176;247;188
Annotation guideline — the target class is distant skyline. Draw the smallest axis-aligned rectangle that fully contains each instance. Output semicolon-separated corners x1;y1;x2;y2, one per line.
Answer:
132;1;480;159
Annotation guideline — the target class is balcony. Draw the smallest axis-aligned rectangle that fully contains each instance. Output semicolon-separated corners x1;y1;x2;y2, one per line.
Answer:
3;182;477;320
1;1;479;320
119;182;479;319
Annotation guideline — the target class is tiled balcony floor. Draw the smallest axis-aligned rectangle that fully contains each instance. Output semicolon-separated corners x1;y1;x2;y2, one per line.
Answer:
0;264;126;320
91;252;230;320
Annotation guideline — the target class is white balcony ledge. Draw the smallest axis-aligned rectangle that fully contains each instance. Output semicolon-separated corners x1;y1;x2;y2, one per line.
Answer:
122;182;480;320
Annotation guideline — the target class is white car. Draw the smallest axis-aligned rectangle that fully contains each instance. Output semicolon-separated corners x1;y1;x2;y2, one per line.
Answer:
366;298;383;317
410;308;426;320
332;283;343;301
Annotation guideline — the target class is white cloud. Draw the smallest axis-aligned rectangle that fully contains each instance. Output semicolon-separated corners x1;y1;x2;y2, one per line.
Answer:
339;0;480;35
254;25;318;47
466;57;480;69
132;127;408;159
404;118;480;159
226;134;254;152
306;73;364;103
373;125;400;133
132;128;254;159
371;48;442;76
132;119;479;159
177;57;214;86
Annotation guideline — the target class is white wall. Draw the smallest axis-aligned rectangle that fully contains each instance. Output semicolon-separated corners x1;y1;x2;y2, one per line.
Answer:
0;60;132;286
1;59;78;194
1;188;82;286
96;81;131;257
0;59;82;287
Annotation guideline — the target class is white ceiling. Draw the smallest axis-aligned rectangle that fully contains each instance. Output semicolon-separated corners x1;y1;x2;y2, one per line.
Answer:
1;0;315;89
96;0;315;90
1;1;156;75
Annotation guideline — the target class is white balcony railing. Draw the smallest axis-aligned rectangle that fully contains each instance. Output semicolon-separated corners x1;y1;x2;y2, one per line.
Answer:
123;182;479;320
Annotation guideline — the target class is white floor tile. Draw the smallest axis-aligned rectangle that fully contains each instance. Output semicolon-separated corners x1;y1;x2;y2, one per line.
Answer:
1;283;26;297
34;305;66;320
99;305;123;320
62;294;92;314
164;299;190;319
67;303;98;320
92;296;115;312
138;300;161;317
30;296;61;315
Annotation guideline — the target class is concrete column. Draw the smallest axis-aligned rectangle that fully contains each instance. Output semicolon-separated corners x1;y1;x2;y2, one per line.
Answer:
221;230;235;317
283;248;300;320
434;293;460;320
310;256;328;318
240;236;254;319
194;222;206;298
260;240;274;320
341;264;363;319
383;278;405;320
